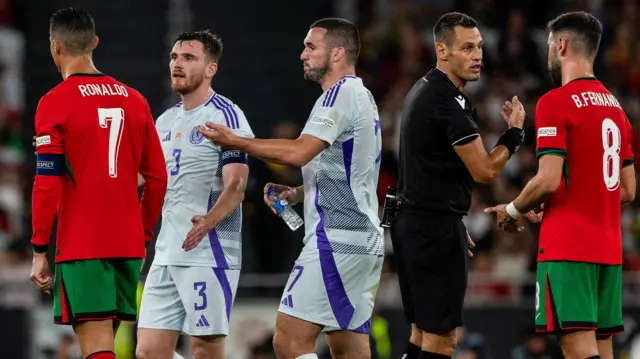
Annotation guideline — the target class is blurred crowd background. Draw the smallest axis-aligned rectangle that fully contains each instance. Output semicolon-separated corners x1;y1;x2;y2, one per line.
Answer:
2;0;640;358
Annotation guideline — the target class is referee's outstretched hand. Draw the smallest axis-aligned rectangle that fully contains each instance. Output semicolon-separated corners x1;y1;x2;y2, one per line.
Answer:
501;96;525;129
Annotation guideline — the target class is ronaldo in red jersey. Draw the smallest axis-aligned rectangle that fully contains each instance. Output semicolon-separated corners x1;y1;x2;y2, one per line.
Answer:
29;8;167;359
485;11;635;359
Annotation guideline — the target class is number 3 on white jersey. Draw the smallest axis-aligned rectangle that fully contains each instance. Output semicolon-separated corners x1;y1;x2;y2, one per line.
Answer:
98;108;125;178
602;118;621;191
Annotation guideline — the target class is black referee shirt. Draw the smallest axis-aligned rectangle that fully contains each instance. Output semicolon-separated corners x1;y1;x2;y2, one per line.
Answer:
397;68;480;216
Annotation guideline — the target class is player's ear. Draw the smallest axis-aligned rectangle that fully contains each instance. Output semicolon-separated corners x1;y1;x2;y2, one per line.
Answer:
557;36;568;58
332;47;345;63
435;41;448;61
51;39;62;56
206;61;217;79
93;36;99;50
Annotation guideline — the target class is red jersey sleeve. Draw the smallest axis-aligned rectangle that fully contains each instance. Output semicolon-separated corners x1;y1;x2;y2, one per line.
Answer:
622;114;634;168
31;94;65;253
535;93;567;159
138;98;168;245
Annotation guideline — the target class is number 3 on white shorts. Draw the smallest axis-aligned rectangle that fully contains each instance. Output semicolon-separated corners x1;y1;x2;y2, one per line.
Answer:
602;118;621;191
98;108;125;178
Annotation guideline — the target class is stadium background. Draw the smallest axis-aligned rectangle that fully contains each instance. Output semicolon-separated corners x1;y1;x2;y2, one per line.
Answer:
1;0;640;358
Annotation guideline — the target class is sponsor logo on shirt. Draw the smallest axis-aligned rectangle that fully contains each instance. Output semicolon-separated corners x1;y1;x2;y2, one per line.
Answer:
454;95;465;109
36;135;51;147
538;127;557;137
190;127;205;145
310;116;335;128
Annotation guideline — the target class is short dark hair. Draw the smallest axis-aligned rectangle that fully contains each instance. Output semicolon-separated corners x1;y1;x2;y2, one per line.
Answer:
547;11;602;59
174;30;224;62
433;12;478;46
49;7;96;55
310;18;360;65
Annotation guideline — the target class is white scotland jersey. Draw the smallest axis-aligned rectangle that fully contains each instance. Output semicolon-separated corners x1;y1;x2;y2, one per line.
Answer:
139;91;253;336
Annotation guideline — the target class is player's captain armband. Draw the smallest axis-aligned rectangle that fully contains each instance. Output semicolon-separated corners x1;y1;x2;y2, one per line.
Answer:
36;154;64;176
538;127;557;137
221;147;248;166
35;135;52;147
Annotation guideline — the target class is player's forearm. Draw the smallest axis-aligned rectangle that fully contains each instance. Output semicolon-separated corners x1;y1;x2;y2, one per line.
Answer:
31;176;63;252
234;137;303;167
206;180;246;226
512;175;555;213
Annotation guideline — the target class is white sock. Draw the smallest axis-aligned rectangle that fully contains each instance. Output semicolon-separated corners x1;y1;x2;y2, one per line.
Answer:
172;353;185;359
296;355;318;359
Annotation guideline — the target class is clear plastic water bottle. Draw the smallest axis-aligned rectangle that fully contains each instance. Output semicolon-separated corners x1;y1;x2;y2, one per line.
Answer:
268;187;304;231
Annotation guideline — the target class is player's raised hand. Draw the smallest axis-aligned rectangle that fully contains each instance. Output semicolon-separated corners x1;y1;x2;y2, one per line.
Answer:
501;96;525;129
484;204;524;233
30;253;52;294
197;122;238;148
263;183;299;215
183;215;215;251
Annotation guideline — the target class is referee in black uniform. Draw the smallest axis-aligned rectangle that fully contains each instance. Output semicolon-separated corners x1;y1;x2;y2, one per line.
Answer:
388;12;526;359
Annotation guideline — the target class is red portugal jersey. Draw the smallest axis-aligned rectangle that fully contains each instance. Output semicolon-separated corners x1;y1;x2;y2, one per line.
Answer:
32;73;168;263
536;77;634;265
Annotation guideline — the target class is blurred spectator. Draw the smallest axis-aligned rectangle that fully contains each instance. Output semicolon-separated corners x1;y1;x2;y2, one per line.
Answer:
0;238;28;265
509;328;563;359
0;61;25;252
0;0;26;257
0;0;25;110
455;327;494;359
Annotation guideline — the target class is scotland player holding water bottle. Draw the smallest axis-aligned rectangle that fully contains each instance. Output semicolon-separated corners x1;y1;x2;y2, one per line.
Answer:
198;18;383;359
135;30;254;359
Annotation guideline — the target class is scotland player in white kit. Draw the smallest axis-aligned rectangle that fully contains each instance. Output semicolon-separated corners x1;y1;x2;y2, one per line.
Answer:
136;31;253;359
199;19;383;359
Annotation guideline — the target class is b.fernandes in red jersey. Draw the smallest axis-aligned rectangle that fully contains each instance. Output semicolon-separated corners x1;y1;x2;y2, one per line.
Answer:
485;12;636;359
29;8;167;359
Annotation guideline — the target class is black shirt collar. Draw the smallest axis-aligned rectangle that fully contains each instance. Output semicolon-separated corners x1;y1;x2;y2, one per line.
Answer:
430;67;462;91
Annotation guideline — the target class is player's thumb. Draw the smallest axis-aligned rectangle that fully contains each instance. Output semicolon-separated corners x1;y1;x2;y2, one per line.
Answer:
483;207;493;213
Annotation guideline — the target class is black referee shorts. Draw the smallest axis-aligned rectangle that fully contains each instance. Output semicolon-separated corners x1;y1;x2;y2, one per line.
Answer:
390;209;468;334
